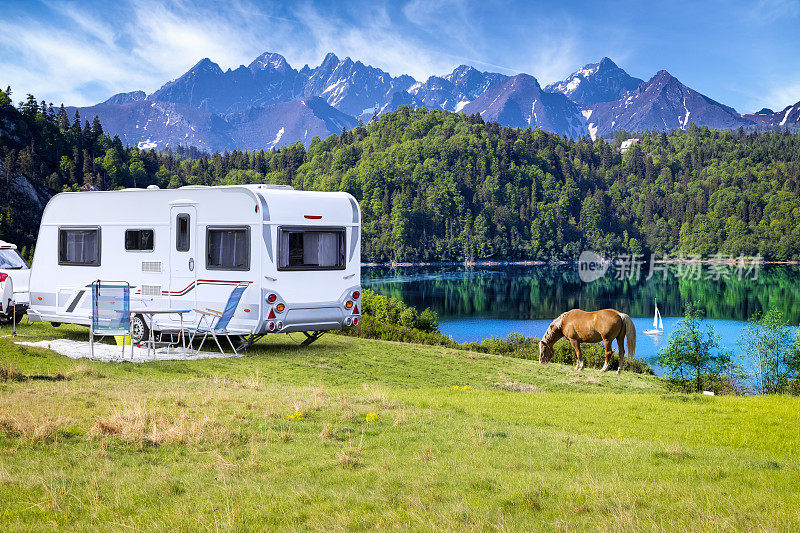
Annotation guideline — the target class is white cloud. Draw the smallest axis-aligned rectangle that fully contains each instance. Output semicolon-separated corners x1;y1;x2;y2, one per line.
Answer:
1;0;788;113
749;0;800;22
0;15;151;106
0;0;301;105
286;2;456;80
757;82;800;112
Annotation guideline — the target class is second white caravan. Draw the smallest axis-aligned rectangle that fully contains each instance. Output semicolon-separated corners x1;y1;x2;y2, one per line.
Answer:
27;184;361;346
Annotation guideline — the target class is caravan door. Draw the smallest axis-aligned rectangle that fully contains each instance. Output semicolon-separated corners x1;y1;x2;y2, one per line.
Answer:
169;205;198;308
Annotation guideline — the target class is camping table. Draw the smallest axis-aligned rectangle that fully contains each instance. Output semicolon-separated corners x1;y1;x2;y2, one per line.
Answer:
129;308;192;358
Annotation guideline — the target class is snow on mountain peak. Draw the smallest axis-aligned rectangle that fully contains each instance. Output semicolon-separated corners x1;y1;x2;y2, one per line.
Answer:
249;52;291;72
80;50;799;153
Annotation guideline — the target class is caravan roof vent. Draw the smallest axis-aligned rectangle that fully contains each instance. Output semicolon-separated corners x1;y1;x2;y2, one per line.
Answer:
146;185;160;190
180;185;209;189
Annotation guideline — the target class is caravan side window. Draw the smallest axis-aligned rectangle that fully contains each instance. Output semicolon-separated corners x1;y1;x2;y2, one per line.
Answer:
278;228;345;271
58;227;101;266
206;227;250;270
125;229;154;251
176;214;190;252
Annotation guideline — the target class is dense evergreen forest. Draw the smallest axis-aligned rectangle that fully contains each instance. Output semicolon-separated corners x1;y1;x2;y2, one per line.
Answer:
2;87;800;262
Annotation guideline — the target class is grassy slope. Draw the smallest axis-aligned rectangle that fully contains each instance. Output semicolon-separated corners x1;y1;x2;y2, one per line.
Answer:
1;323;798;531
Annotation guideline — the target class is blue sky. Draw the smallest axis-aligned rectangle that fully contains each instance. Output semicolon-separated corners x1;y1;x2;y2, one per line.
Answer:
1;0;799;112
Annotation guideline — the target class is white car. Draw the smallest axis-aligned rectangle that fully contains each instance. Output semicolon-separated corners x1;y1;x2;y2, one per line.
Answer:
0;240;30;323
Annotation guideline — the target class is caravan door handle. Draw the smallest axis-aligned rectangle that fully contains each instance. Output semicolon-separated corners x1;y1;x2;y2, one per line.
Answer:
189;258;195;271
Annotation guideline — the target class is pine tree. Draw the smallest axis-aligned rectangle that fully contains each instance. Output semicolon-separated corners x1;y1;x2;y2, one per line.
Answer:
56;105;70;130
91;115;103;137
72;110;82;133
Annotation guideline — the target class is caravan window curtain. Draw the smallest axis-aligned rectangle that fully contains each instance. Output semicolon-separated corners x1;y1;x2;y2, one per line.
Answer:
59;228;101;266
206;227;250;271
278;228;345;271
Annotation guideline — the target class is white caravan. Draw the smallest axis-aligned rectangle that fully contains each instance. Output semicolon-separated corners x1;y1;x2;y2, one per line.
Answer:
0;240;30;322
27;185;361;346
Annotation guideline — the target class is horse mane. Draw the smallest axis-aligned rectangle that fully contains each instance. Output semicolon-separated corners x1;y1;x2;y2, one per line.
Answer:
542;312;568;344
551;312;567;329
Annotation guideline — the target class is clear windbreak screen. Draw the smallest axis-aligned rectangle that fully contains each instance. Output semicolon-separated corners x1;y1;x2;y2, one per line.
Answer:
0;249;27;269
278;228;345;270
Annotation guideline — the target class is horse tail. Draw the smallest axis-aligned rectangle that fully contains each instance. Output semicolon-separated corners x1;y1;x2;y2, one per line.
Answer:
619;312;636;358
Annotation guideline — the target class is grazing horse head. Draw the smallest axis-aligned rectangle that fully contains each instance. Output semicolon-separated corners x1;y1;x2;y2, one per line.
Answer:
538;317;564;364
538;340;554;364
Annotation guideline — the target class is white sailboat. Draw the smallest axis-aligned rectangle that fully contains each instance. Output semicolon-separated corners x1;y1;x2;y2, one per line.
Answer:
643;298;664;336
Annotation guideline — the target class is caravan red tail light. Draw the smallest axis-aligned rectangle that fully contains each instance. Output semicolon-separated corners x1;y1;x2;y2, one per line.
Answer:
267;294;277;303
304;215;322;219
352;291;360;300
0;273;7;282
353;317;359;326
268;321;275;331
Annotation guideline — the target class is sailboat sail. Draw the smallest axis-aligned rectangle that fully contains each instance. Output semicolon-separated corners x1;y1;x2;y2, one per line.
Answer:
644;299;664;335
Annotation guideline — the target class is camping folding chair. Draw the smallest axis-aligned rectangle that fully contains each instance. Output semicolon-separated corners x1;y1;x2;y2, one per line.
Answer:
188;283;248;355
90;280;133;360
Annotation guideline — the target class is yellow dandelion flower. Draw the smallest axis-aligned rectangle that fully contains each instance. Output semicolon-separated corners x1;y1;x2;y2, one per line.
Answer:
461;385;471;390
452;385;460;389
365;412;378;422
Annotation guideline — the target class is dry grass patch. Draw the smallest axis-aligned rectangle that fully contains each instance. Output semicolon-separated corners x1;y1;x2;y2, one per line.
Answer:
240;370;262;391
0;414;72;441
496;381;545;393
361;383;394;409
338;430;364;468
570;375;602;385
393;406;409;426
88;402;222;445
320;423;339;441
67;364;105;379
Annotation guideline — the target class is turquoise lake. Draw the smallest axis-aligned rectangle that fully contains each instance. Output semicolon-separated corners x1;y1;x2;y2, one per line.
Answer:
363;265;800;377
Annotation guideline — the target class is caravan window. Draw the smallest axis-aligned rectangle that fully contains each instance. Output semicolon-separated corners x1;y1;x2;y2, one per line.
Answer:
176;214;190;252
125;229;154;251
278;228;345;271
206;227;250;271
58;227;101;266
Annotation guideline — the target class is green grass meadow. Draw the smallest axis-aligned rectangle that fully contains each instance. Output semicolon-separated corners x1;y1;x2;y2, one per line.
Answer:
1;323;799;531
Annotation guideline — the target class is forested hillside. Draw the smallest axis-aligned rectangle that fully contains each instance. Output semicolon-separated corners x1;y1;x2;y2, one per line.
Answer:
2;87;800;262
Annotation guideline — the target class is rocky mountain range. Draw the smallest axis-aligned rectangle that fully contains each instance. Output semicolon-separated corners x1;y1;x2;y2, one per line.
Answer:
544;57;643;108
70;51;800;152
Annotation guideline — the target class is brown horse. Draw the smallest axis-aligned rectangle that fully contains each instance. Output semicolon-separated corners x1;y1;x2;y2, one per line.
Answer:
538;309;636;373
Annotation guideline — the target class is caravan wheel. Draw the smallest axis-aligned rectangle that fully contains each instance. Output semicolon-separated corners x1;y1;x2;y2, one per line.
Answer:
131;314;149;343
